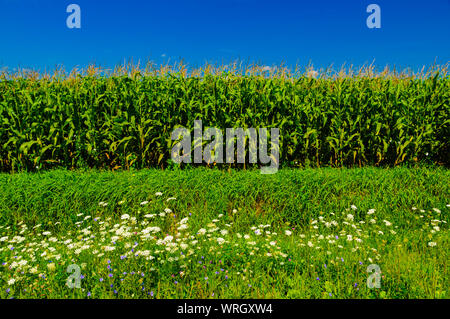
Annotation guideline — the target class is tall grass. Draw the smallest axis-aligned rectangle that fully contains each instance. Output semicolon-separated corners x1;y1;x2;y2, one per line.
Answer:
0;167;448;229
0;168;448;298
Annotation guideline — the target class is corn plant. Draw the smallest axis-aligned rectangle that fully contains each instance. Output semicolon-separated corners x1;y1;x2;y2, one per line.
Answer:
0;63;448;172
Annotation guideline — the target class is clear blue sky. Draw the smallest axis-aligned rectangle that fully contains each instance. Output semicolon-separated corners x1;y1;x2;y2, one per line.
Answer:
0;0;449;72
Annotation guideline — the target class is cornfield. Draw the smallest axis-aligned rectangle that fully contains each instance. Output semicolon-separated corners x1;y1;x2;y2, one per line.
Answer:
0;63;449;172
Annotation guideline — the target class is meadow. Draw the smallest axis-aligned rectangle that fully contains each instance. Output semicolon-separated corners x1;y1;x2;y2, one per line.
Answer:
0;64;449;299
0;168;448;299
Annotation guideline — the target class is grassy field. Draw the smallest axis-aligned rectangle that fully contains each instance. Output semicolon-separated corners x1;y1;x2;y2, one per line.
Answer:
0;167;448;299
0;65;448;299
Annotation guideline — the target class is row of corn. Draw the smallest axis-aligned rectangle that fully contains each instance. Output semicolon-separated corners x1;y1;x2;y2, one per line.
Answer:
0;65;448;172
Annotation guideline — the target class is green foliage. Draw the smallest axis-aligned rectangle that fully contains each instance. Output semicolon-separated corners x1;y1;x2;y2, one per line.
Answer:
0;168;448;299
0;167;448;235
0;68;449;172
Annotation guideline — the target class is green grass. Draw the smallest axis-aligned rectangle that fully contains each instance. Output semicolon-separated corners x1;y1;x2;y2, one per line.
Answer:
0;167;448;298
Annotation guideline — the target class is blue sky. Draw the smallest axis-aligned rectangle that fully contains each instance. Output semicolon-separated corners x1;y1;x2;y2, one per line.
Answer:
0;0;449;72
